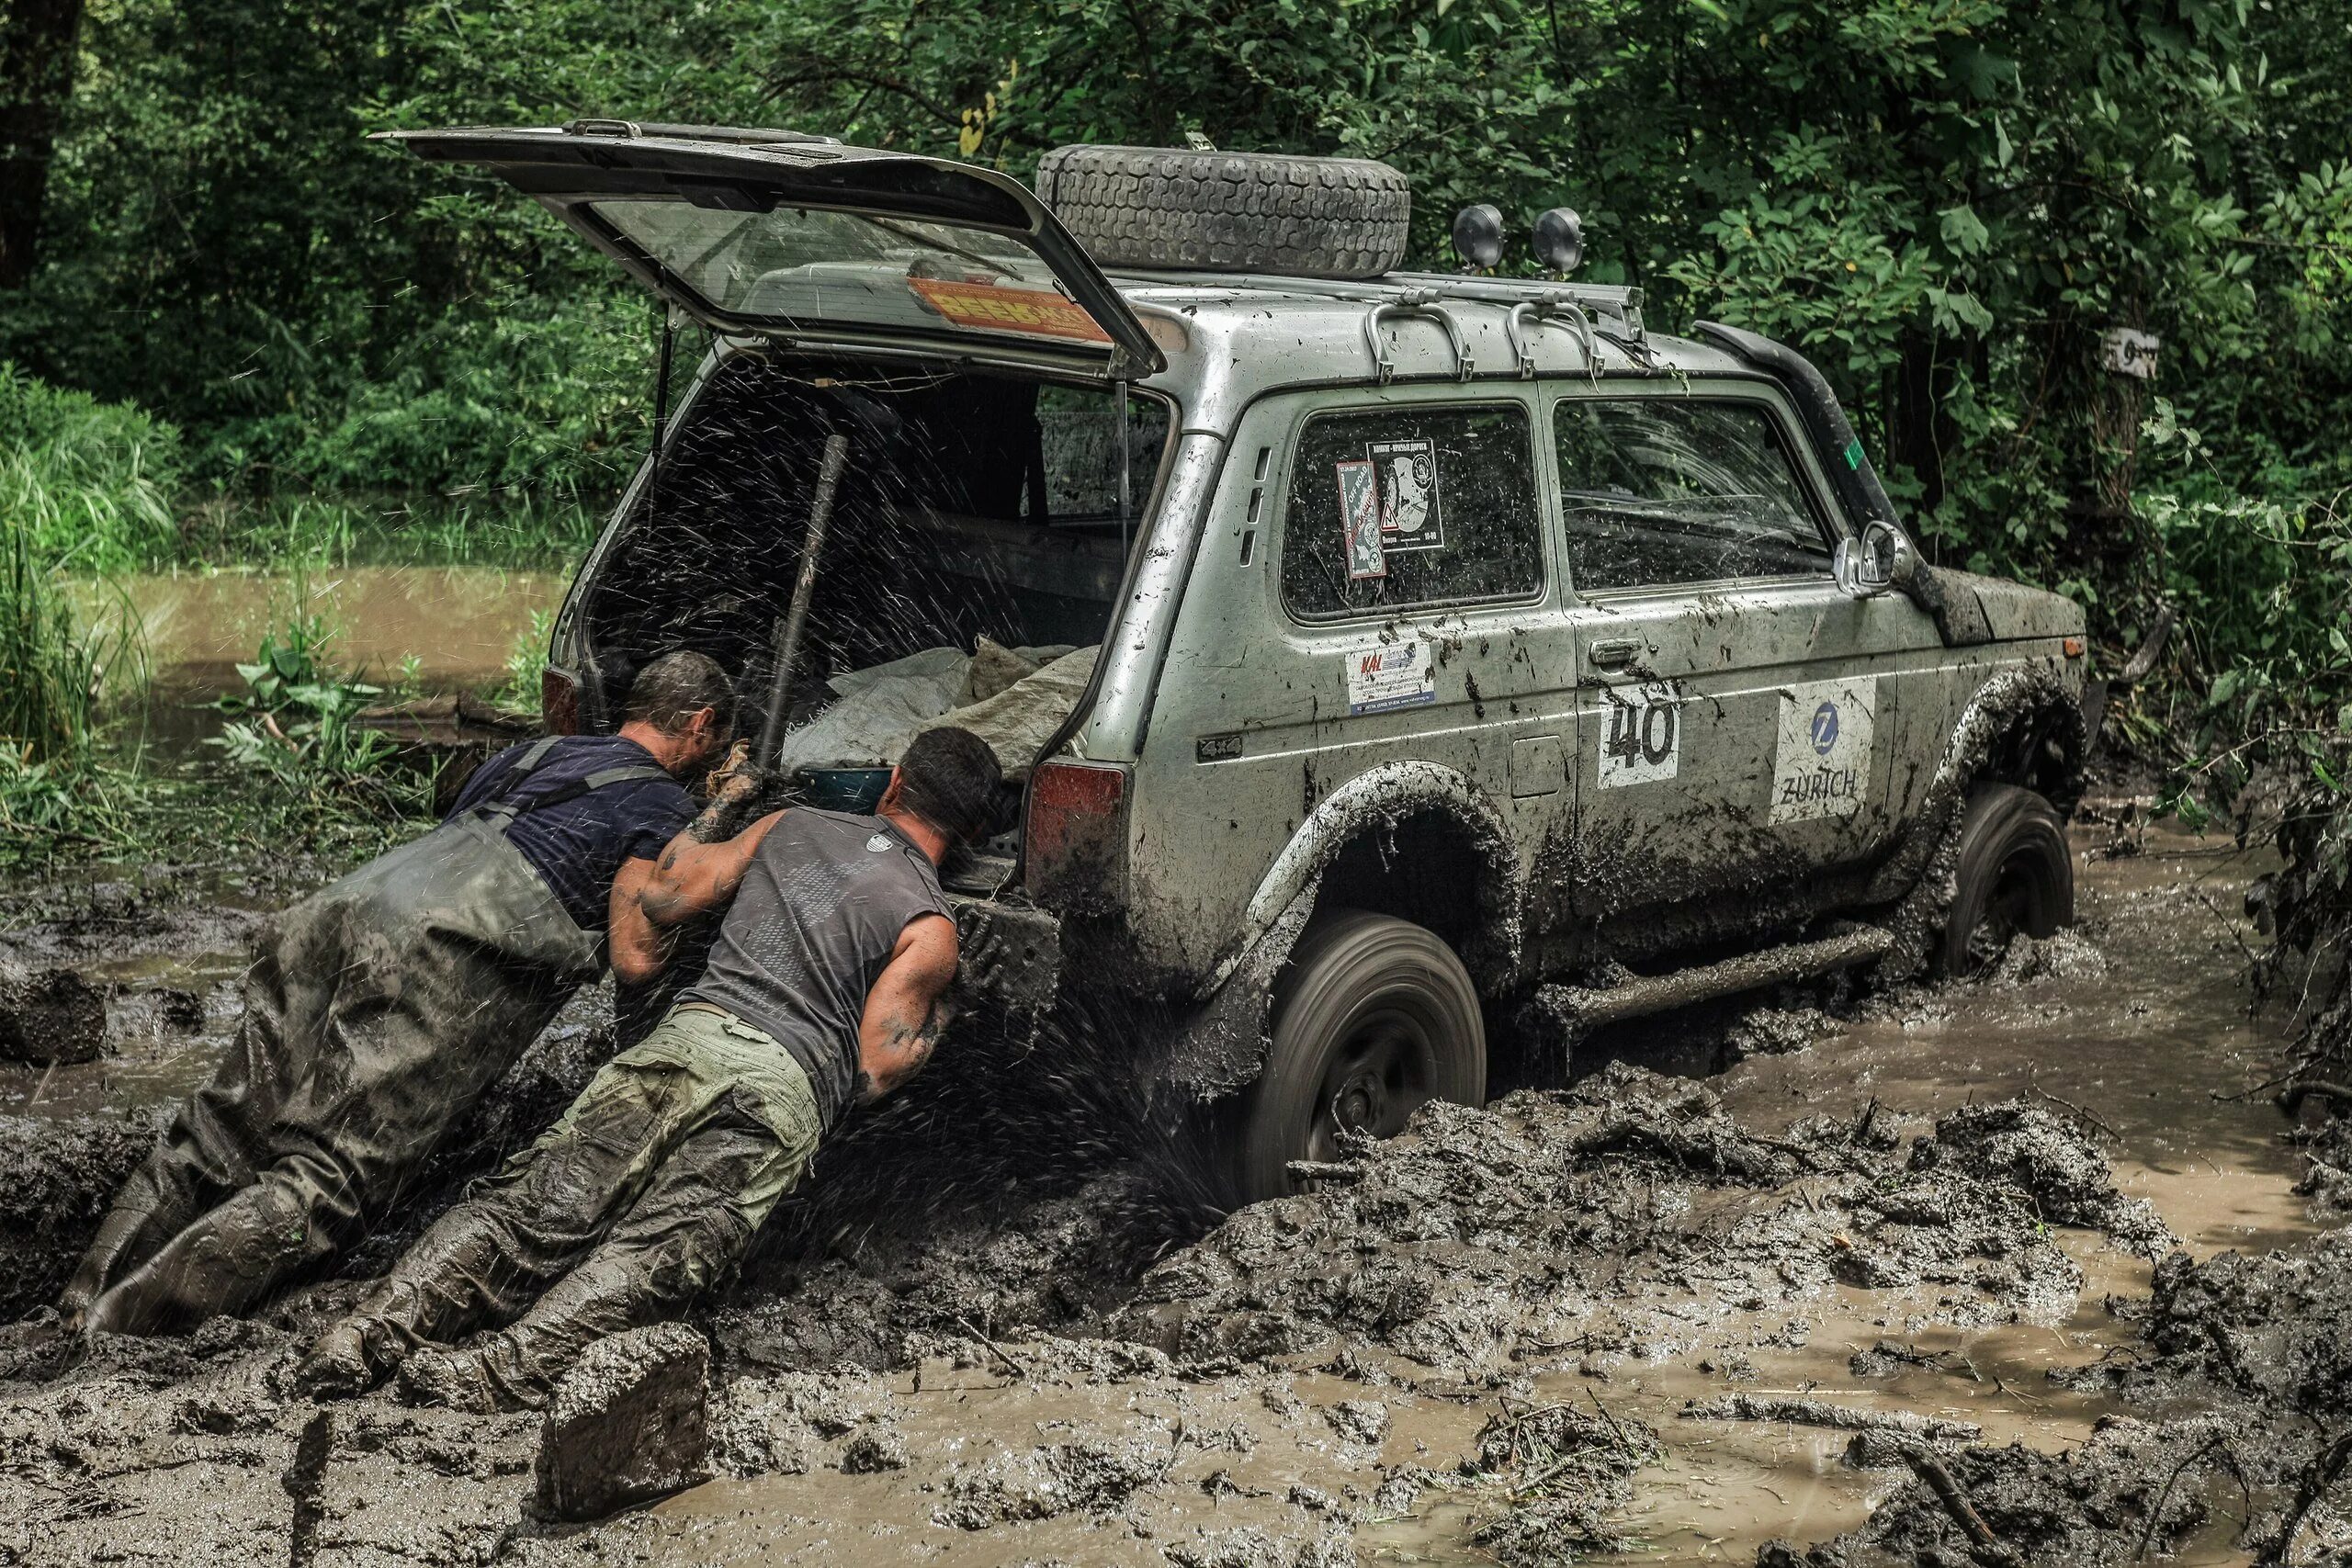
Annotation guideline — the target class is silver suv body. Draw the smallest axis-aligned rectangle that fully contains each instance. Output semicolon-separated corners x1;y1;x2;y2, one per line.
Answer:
396;125;2089;1187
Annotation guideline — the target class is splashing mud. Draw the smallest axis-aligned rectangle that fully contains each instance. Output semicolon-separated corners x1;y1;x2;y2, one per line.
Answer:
0;801;2345;1565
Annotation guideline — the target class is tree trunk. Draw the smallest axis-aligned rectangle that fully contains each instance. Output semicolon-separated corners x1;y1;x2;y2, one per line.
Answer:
0;0;85;288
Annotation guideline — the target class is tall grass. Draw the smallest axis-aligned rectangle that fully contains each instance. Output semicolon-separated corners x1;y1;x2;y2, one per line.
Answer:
0;362;183;572
0;512;110;761
178;489;604;570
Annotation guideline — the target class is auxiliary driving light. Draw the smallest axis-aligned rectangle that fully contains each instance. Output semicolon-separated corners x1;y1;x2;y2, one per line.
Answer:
1453;204;1504;271
1534;207;1584;276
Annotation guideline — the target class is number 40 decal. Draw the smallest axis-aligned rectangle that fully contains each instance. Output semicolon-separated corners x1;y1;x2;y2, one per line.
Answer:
1599;682;1681;789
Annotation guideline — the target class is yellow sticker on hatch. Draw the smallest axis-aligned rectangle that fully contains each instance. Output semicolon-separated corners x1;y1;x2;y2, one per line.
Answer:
909;277;1112;344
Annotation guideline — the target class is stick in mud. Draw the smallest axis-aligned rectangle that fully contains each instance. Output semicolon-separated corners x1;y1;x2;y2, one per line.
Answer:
1903;1447;2018;1567
1679;1393;1982;1443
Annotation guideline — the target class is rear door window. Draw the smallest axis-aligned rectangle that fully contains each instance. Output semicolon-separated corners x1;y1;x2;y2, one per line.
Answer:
1553;399;1834;592
1281;403;1543;619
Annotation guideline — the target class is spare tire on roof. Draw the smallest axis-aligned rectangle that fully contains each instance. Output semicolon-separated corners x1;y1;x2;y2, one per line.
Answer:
1034;145;1411;280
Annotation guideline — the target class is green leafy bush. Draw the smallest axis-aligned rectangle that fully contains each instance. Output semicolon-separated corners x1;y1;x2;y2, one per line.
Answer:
0;363;182;571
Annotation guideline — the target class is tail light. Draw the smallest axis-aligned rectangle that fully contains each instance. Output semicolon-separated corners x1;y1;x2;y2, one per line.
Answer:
1026;760;1129;913
541;666;582;735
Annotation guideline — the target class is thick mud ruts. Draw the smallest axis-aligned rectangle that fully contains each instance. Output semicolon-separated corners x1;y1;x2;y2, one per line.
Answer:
3;808;2347;1564
1125;1067;2166;1373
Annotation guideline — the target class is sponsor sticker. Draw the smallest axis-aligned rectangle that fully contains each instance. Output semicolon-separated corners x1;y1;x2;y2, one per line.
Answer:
908;277;1113;344
1341;638;1437;716
1336;459;1386;580
1598;681;1682;789
1770;679;1876;823
1368;438;1444;551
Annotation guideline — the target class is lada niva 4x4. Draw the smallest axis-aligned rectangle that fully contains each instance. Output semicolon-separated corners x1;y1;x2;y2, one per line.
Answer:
389;126;2088;1200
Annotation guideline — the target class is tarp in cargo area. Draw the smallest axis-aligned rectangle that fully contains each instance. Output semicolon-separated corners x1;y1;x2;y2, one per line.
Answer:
776;639;1096;783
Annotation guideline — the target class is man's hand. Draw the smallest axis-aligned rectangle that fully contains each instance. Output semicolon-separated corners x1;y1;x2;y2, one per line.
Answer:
704;739;759;803
854;914;959;1103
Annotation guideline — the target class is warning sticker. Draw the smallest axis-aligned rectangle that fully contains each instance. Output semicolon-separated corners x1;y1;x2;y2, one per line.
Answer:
1770;679;1876;823
1341;638;1436;716
1598;681;1681;789
1337;459;1386;580
908;277;1112;344
1368;438;1444;551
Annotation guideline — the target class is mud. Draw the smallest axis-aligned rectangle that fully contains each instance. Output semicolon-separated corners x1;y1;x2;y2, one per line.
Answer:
0;799;2346;1565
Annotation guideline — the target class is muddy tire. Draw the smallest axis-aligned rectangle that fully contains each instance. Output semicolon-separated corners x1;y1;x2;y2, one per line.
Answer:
1935;784;2074;976
1227;910;1486;1204
1033;145;1411;279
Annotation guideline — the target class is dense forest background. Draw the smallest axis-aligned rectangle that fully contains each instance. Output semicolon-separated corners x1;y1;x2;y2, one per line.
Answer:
2;0;2348;786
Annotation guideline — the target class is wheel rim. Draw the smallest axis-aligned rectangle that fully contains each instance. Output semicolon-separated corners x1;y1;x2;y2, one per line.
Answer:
1306;1000;1438;1162
1960;851;2043;976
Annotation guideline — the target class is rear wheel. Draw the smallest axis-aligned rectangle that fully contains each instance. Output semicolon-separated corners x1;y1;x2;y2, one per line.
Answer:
1934;784;2074;976
1226;910;1486;1204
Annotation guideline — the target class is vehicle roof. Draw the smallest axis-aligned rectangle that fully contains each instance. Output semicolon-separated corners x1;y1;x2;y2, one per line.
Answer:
1105;269;1753;424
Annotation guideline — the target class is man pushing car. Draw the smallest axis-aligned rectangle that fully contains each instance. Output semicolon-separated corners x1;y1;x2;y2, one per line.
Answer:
63;651;739;1336
297;725;1001;1410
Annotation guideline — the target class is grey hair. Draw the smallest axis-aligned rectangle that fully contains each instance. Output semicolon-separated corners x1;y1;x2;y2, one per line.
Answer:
623;650;736;736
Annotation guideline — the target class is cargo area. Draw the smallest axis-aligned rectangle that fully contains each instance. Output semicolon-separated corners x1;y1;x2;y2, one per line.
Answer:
574;355;1170;804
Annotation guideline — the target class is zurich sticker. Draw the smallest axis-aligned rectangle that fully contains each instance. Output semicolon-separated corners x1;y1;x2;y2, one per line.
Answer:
1771;680;1875;824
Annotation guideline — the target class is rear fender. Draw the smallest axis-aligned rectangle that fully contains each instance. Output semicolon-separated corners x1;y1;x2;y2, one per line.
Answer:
1164;761;1517;1096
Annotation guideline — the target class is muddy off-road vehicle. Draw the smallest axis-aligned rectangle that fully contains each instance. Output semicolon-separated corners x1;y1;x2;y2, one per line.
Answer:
389;127;2088;1200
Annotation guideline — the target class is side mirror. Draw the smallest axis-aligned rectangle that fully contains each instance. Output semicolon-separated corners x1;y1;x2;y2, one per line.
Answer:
1833;519;1917;600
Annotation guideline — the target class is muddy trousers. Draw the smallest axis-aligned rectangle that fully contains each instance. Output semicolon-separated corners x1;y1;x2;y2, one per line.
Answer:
63;816;597;1337
339;1039;819;1406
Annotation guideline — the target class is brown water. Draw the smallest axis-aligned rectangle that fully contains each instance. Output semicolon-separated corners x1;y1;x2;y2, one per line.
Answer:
80;566;564;693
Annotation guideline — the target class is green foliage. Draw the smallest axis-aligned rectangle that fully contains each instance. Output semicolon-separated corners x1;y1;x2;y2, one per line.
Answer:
493;606;556;712
210;605;422;818
0;508;114;760
0;0;2346;750
0;362;181;571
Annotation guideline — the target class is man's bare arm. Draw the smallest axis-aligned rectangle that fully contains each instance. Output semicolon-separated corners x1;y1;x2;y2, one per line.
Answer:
640;804;785;928
853;914;959;1103
607;855;673;985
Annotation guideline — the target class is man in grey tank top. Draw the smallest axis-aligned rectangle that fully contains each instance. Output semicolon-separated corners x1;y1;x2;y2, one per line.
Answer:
299;727;1002;1410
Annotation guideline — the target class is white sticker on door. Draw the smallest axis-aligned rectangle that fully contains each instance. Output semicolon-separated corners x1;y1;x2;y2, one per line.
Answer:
1598;681;1682;788
1770;679;1876;823
1368;438;1444;551
1341;638;1437;716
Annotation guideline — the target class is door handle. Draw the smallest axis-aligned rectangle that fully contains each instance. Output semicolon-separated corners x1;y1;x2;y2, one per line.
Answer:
1589;637;1643;669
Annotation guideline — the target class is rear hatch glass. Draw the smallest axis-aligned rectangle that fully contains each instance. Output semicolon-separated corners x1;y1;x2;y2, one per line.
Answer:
382;124;1162;380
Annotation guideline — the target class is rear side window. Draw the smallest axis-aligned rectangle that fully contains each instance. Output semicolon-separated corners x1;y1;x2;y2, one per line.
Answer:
1554;399;1833;592
1281;404;1542;619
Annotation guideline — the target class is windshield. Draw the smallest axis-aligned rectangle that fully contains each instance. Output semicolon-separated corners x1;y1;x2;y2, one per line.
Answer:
592;199;1113;346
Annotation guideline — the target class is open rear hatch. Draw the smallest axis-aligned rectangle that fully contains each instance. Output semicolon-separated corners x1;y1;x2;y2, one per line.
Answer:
379;121;1164;381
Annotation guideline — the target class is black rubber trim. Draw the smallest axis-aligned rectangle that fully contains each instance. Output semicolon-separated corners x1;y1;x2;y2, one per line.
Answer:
1691;320;1988;646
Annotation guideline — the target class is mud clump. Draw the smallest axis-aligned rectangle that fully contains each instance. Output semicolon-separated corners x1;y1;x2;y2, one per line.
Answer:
0;1111;153;1320
0;962;107;1066
1795;1227;2352;1565
1766;1417;2235;1568
1123;1066;2162;1376
1908;1100;2172;1258
1462;1403;1663;1567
